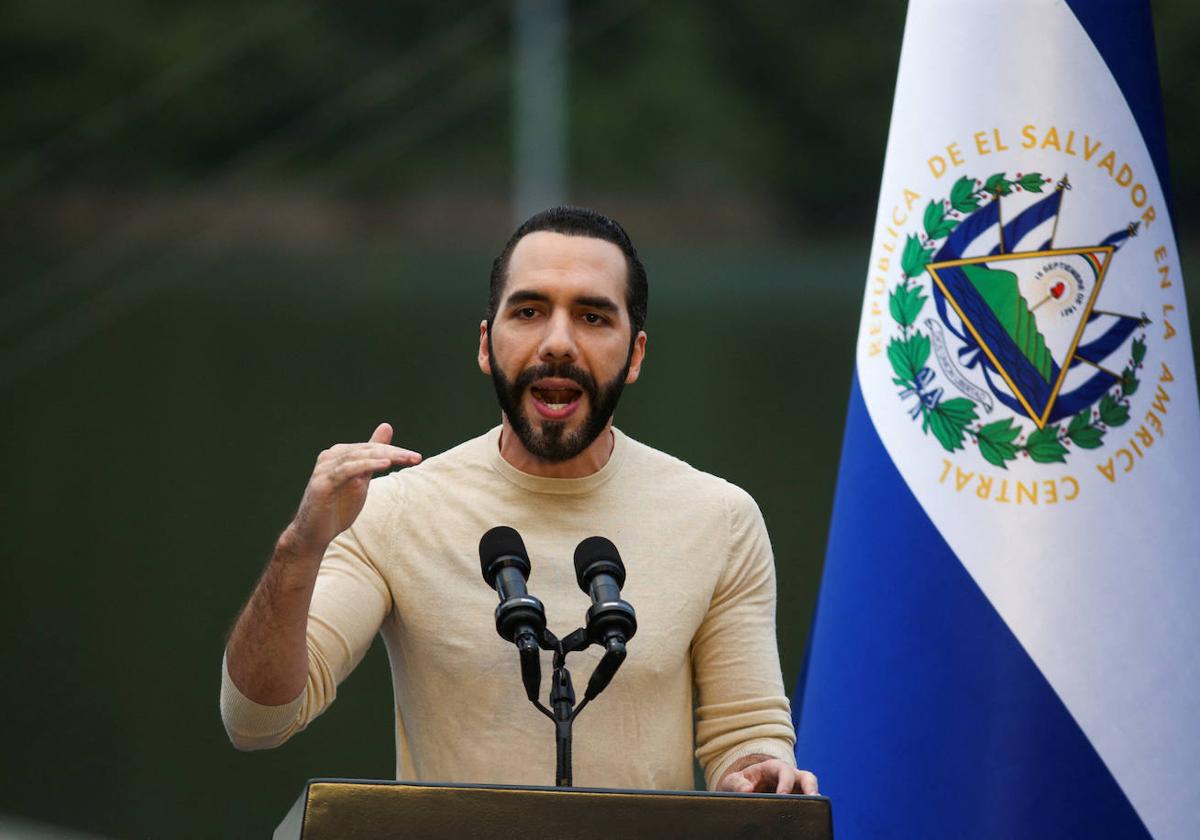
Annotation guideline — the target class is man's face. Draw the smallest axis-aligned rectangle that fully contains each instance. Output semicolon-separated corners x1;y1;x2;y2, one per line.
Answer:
479;231;646;463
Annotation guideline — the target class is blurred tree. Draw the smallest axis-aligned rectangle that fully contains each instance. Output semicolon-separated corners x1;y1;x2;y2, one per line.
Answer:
0;1;1196;235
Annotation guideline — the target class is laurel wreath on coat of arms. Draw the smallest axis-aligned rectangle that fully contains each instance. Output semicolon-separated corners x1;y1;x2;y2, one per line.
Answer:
887;171;1146;467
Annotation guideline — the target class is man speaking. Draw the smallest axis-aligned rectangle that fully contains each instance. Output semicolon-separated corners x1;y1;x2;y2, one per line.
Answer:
221;206;816;795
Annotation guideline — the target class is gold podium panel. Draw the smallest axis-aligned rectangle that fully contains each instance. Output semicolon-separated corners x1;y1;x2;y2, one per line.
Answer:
275;779;834;839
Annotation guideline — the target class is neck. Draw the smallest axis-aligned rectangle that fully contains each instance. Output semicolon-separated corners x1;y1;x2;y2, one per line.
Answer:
497;415;616;478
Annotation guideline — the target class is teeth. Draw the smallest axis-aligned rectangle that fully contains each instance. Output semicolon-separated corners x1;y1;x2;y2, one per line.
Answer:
546;403;567;410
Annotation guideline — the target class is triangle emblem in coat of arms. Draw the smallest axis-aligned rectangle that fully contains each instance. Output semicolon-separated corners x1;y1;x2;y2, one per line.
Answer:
926;246;1113;428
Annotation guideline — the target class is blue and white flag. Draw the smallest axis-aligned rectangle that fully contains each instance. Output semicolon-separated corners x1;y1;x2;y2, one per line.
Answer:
794;2;1200;837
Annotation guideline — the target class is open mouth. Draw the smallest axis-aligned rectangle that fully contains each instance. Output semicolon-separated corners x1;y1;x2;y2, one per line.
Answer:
529;378;584;419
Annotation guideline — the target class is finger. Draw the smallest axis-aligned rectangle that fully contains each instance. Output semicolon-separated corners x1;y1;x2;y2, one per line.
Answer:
372;443;422;464
339;443;422;464
720;772;754;793
738;762;774;792
328;458;394;484
369;422;393;445
796;770;819;795
744;762;791;795
716;768;751;793
385;449;421;465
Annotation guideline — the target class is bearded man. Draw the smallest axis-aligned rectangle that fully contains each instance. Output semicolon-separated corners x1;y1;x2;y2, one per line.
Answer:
221;206;817;796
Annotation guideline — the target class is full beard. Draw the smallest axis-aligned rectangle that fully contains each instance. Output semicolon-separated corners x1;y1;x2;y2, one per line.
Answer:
490;344;631;464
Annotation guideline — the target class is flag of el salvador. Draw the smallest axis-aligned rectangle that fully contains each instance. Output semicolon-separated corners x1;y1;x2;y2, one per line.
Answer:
794;2;1200;838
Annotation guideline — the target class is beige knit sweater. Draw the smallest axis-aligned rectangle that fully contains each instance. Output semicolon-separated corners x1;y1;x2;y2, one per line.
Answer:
221;426;796;790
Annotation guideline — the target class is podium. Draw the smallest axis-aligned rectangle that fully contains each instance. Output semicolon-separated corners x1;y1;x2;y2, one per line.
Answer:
275;779;833;839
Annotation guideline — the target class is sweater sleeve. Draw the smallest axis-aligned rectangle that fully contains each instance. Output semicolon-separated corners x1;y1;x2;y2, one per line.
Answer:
692;485;796;789
220;480;395;750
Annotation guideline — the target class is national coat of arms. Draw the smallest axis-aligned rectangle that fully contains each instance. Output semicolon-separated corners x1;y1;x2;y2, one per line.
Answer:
887;172;1148;467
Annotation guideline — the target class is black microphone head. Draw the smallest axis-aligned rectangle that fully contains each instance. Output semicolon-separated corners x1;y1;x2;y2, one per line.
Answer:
573;536;626;593
479;525;530;588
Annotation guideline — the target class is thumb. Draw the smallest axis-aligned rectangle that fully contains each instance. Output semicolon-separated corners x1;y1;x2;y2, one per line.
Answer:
731;773;755;793
369;422;393;444
722;768;757;793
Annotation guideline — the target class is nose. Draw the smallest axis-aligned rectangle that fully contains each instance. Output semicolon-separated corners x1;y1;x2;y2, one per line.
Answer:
538;309;577;363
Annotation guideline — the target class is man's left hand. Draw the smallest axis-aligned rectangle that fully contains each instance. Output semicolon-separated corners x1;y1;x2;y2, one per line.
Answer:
717;755;819;795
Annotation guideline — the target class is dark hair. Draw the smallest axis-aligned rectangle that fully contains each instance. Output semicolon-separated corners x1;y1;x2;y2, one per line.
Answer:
487;206;649;337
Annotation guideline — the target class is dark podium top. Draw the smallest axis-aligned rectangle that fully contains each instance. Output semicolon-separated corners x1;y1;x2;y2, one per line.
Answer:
276;779;834;839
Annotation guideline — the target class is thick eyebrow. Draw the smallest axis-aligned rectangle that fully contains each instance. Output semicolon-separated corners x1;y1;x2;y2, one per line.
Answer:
503;289;620;313
503;289;551;308
574;295;620;313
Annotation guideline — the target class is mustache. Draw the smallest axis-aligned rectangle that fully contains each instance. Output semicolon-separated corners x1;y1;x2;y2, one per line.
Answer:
512;362;598;401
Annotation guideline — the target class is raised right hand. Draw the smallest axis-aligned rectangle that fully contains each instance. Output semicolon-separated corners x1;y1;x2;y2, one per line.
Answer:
282;422;421;558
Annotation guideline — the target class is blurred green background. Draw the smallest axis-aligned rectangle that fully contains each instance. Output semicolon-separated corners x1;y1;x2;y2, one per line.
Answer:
1;2;1197;837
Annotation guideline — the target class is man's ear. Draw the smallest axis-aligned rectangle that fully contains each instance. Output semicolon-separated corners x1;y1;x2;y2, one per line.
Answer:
478;320;492;375
625;331;647;384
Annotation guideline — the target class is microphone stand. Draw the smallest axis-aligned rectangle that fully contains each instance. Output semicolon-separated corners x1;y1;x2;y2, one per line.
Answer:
480;529;635;788
523;626;627;787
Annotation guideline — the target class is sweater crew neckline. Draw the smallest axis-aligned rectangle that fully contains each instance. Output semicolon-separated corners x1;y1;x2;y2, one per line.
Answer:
487;425;628;495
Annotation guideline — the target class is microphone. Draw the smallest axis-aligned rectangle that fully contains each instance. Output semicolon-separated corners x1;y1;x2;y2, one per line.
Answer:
573;536;637;701
479;526;546;702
